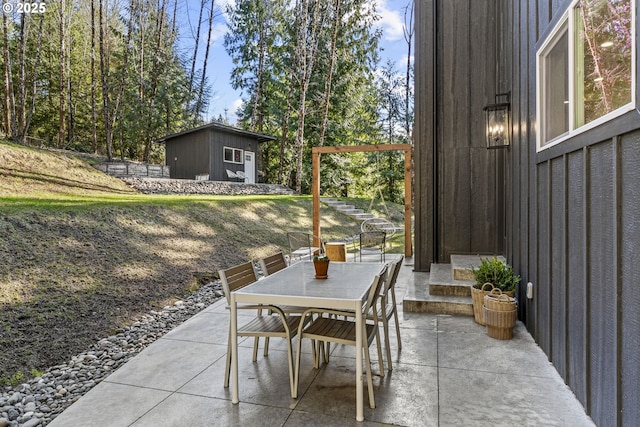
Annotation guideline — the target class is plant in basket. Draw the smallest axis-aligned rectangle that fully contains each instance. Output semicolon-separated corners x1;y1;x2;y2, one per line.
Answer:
469;257;521;325
471;257;521;294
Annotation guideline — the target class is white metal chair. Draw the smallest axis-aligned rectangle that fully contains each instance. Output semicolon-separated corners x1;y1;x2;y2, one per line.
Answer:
286;231;324;263
219;261;304;398
369;255;404;371
293;264;388;408
361;217;398;240
226;169;240;181
354;231;386;262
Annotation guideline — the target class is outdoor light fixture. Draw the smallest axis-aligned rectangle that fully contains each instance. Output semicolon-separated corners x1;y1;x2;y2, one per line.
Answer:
483;93;511;149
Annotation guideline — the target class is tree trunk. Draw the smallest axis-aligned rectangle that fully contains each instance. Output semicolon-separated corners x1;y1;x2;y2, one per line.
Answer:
16;14;26;142
189;0;205;100
91;0;97;153
143;0;167;162
3;13;16;138
58;0;67;148
195;0;215;122
317;0;341;147
98;0;113;159
403;3;414;140
24;15;44;141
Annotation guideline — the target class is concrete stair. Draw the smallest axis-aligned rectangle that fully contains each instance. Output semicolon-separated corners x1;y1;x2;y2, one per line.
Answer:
403;254;503;316
320;197;375;221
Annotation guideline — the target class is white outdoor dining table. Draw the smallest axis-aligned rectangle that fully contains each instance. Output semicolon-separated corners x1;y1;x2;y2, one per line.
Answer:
229;260;385;422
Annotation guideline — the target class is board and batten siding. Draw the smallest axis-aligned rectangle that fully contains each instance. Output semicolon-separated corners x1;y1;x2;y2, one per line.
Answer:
414;0;508;269
508;2;640;426
415;0;640;425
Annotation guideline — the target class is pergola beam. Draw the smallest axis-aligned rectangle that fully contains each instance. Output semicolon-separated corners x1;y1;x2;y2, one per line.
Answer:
312;144;413;257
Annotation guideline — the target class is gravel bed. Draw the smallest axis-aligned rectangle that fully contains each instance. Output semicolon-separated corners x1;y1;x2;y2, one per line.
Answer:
0;280;226;427
122;177;295;195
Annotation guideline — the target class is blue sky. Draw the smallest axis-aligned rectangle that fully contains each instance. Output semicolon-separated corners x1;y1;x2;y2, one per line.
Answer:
176;0;413;123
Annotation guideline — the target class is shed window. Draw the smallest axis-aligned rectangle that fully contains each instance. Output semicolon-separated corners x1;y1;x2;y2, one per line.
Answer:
537;0;635;151
224;147;244;164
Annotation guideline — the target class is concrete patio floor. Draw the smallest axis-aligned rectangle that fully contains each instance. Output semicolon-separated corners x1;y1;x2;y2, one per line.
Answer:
47;257;594;427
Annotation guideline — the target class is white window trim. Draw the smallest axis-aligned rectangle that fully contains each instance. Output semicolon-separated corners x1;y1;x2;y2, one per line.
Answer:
223;146;244;164
536;0;636;152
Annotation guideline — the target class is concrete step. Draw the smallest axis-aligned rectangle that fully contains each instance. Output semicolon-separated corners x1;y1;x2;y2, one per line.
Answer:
450;254;506;281
341;209;364;215
336;205;355;212
351;213;374;220
428;263;473;297
320;197;337;203
403;284;473;315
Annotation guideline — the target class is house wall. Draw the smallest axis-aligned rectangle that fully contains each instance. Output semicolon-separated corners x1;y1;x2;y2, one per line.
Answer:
506;2;640;426
164;130;210;179
208;130;258;181
164;129;259;181
415;0;640;425
414;0;508;269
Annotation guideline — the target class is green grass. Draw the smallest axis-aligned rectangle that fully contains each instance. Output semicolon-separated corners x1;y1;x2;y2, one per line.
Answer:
0;139;412;379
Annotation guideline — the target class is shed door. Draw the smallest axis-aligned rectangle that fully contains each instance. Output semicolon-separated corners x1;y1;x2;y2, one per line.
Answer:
244;151;255;183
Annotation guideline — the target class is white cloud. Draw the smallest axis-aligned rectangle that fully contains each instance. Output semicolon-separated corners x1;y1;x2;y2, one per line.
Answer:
377;0;406;42
209;22;228;44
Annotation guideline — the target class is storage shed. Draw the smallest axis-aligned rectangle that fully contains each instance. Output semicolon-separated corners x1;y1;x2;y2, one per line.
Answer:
157;123;275;182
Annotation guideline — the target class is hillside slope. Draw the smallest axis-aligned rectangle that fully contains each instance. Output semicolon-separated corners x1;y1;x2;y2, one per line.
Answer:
0;141;366;380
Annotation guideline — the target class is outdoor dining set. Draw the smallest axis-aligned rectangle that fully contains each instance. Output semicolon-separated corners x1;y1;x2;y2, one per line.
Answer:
219;231;402;422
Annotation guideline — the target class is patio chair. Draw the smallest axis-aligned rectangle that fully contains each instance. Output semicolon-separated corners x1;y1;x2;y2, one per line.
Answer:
219;261;304;398
226;169;240;182
293;264;388;408
368;255;404;371
354;231;386;262
286;231;324;262
258;252;288;276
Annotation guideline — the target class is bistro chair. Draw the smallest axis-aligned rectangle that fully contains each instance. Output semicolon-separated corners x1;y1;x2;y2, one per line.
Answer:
219;261;304;398
369;255;404;371
293;264;388;408
354;231;386;262
286;231;324;263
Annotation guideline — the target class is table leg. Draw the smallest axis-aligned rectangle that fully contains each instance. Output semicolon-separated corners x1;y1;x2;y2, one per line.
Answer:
230;294;239;404
355;307;364;421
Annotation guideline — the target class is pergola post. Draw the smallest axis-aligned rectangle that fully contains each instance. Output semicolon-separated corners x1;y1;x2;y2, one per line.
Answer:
312;144;413;257
312;150;321;247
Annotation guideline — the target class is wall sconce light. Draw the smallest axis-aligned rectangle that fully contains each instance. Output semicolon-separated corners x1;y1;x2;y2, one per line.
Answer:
483;92;510;149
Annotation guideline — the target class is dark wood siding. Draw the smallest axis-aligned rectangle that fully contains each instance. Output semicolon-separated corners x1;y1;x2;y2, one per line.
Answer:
209;130;258;181
620;134;640;425
165;130;210;179
414;0;506;269
415;0;640;424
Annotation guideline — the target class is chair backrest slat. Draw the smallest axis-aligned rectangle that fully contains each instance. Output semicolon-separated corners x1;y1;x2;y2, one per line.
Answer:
383;256;404;295
364;264;388;315
219;261;258;303
259;252;288;276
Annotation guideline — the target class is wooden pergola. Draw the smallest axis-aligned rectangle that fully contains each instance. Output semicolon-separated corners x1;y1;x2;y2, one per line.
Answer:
312;144;413;257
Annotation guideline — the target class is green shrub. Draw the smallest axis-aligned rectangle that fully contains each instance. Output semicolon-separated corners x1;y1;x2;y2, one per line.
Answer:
471;256;521;292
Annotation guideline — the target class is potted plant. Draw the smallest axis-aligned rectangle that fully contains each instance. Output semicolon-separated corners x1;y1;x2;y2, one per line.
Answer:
313;254;330;279
469;257;521;325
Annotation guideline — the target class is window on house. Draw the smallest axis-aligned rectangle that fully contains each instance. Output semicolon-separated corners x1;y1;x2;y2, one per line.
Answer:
224;147;244;164
537;0;634;150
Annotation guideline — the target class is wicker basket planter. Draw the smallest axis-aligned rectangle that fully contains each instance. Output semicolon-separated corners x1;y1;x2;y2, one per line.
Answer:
470;283;494;325
482;305;517;340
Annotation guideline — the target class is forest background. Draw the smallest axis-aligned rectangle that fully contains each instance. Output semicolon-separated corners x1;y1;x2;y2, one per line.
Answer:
0;0;414;200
